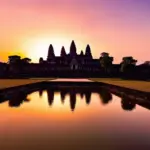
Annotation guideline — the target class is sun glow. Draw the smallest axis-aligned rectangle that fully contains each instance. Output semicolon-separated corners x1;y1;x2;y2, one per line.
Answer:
22;36;71;63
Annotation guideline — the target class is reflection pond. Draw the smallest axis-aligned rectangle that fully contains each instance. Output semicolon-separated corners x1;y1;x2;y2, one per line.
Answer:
0;85;150;150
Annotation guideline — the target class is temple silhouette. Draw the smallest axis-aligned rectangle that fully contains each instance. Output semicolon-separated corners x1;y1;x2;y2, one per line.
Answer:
39;40;100;71
0;40;150;79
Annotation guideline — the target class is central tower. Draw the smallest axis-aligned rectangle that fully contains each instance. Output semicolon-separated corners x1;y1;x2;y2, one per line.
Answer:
70;40;77;57
47;44;55;61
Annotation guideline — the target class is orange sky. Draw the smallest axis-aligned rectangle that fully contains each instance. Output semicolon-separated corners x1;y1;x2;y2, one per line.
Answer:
0;0;150;64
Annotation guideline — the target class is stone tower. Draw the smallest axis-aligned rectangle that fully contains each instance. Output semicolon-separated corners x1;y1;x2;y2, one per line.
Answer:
70;40;77;57
85;44;92;59
80;50;84;56
47;44;55;61
60;46;67;57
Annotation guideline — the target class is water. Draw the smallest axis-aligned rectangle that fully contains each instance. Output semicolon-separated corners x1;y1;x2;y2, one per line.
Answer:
0;85;150;150
50;78;93;82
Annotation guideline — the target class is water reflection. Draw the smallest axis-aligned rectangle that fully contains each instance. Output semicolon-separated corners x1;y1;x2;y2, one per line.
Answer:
47;89;54;106
0;85;149;112
121;96;136;111
39;89;44;98
9;91;30;107
45;87;93;111
45;87;112;111
99;88;112;105
0;85;150;150
0;91;30;107
60;90;67;104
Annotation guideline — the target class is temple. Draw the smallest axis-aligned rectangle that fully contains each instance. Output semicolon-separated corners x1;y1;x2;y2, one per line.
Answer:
39;40;100;71
0;40;149;79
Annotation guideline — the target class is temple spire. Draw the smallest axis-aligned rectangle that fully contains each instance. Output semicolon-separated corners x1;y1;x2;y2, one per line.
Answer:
80;50;84;56
47;44;55;60
70;40;77;57
85;44;92;59
60;46;67;57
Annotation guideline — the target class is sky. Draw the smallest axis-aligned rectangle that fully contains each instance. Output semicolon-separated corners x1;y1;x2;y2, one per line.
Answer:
0;0;150;64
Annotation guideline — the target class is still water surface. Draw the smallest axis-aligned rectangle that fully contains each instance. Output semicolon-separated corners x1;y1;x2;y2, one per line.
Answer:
0;85;150;150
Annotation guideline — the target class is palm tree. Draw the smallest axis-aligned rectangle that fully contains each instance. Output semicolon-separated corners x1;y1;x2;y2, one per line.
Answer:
21;58;31;64
99;52;113;74
120;56;137;73
120;57;137;79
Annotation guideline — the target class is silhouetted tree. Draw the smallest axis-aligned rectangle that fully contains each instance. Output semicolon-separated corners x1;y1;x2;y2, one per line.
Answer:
21;58;31;64
8;55;21;65
120;56;137;72
8;55;22;76
99;52;113;74
120;56;137;79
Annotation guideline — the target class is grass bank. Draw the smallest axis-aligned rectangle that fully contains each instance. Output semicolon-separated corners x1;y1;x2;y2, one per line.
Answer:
90;78;150;92
0;78;54;90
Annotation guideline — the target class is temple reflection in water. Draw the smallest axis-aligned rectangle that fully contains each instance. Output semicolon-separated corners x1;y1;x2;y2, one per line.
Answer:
0;84;150;150
0;85;149;112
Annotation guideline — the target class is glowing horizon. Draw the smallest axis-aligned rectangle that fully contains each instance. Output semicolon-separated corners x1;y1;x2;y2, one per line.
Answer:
21;37;88;63
0;0;150;64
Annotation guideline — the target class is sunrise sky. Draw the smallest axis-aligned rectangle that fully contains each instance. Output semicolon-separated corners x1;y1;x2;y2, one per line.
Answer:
0;0;150;64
